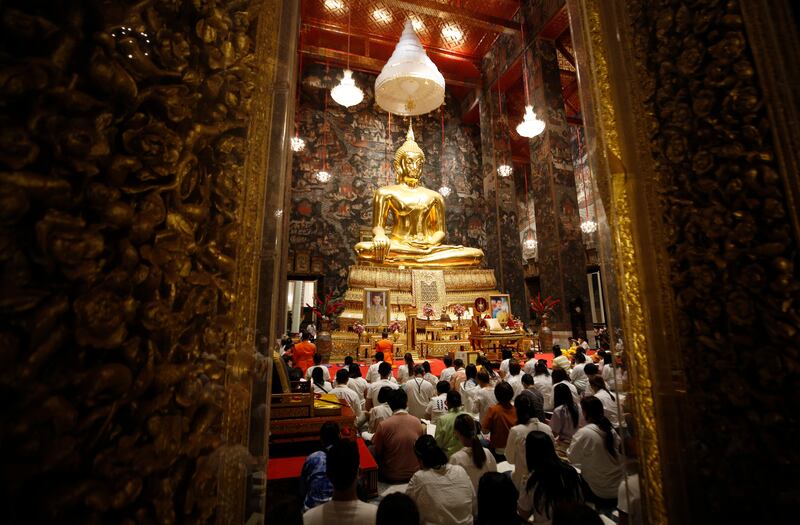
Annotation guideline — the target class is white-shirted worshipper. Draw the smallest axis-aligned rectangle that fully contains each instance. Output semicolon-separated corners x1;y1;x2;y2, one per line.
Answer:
551;345;572;372
459;364;480;414
505;394;554;492
471;371;497;423
505;360;524;399
345;364;368;407
422;361;439;387
397;353;415;384
424;380;451;424
570;353;590;394
366;361;399;410
439;356;456;384
330;368;364;425
551;368;580;406
404;365;436;419
588;375;623;429
305;353;330;382
533;362;554;411
448;413;497;493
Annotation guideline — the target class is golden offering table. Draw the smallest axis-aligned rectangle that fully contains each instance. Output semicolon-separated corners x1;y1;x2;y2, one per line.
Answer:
423;339;471;358
469;331;532;354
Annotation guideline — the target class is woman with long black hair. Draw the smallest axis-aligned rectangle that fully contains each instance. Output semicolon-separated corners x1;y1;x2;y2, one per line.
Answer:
310;366;332;394
397;352;415;384
533;361;553;410
568;396;623;507
517;431;584;524
549;383;582;457
449;414;497;492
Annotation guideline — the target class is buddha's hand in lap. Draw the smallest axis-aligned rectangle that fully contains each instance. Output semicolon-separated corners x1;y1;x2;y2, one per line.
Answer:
373;234;391;261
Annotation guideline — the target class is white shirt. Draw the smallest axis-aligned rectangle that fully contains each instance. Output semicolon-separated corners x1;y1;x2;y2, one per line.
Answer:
506;375;524;399
366;378;399;409
347;376;369;405
439;366;456;383
303;499;377;525
366;362;384;383
312;381;333;394
593;388;622;428
533;374;554;411
330;384;363;420
581;341;590;350
505;419;554;491
449;446;497;492
406;465;475;525
554;379;580;406
397;364;412;384
617;474;642;524
305;365;330;382
472;386;497;423
459;379;480;414
567;423;624;499
404;377;436;419
570;363;589;393
423;372;439;387
425;393;448;424
499;359;511;377
367;403;393;433
523;358;538;375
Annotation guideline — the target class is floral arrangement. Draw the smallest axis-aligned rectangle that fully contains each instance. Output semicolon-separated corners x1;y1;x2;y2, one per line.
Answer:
307;288;345;321
530;293;561;318
506;315;522;329
451;303;466;319
422;303;435;319
352;321;365;335
388;320;401;333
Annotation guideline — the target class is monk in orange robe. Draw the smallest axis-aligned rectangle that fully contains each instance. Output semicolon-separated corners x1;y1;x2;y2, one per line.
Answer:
292;331;316;374
374;330;394;365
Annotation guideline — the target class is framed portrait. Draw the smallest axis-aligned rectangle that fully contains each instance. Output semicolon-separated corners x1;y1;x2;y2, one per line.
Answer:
310;256;324;275
489;294;511;324
363;288;390;326
295;251;310;273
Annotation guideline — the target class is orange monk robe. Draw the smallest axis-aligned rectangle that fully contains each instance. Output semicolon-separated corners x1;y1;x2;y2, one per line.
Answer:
293;341;316;374
374;339;394;365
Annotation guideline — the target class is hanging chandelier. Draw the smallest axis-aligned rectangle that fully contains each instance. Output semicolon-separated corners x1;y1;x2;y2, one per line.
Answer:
580;219;598;234
497;164;513;178
315;170;332;183
524;236;537;250
517;105;545;138
438;185;452;197
291;135;305;152
375;20;445;116
331;10;364;108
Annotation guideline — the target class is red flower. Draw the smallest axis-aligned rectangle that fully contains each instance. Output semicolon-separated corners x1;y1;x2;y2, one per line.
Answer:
530;293;561;315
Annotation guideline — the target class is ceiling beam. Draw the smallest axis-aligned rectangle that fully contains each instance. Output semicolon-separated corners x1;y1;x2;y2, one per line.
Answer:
555;40;576;67
301;45;480;88
379;0;520;34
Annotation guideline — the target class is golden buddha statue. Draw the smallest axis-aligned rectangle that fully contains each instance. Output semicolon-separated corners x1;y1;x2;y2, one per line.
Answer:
354;124;484;268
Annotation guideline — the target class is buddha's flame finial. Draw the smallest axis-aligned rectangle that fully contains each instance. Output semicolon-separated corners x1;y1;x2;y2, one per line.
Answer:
406;121;415;142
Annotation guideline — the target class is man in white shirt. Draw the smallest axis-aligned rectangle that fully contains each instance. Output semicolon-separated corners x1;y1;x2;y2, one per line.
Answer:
404;365;436;419
305;353;330;382
345;364;368;407
505;360;524;399
498;349;513;378
552;368;580;406
362;386;395;442
458;364;480;414
366;362;399;410
422;361;438;387
366;351;388;383
439;356;456;383
303;440;377;525
330;369;364;425
471;371;497;423
522;350;538;375
425;380;451;424
570;353;589;394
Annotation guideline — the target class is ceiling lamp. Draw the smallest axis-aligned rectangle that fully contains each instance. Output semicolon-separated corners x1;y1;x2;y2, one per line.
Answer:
315;170;332;183
580;219;598;234
438;185;452;197
497;164;513;178
331;70;363;107
291;135;305;152
375;20;445;116
324;0;344;12
331;9;364;108
517;105;545;138
524;237;537;250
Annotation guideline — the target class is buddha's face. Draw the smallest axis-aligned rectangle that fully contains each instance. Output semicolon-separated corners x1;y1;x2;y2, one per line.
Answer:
398;151;424;186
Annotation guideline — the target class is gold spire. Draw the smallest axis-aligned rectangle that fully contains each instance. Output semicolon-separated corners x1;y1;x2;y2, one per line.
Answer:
394;121;425;170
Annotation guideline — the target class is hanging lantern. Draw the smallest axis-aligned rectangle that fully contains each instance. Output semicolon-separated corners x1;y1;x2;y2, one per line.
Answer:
524;237;537;250
438;185;452;197
516;105;545;138
375;20;445;116
331;69;364;108
497;164;513;178
315;170;332;183
580;220;598;234
291;136;305;152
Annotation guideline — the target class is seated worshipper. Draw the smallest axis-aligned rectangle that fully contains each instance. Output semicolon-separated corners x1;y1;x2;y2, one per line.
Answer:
476;472;520;525
363;386;395;442
366;362;400;410
475;355;499;384
425;380;451;424
617;433;642;525
434;391;466;458
506;394;554;492
568;397;624;507
406;435;475;525
570;353;589;395
303;439;377;525
347;364;369;406
549;383;582;458
472;371;498;424
374;331;395;365
376;492;420;525
344;355;354;366
373;389;424;483
523;350;538;375
506;360;524;399
551;368;580;406
450;358;466;391
449;414;497;492
517;431;584;525
404;365;436;419
293;332;317;375
422;361;438;386
280;335;294;356
330;368;364;425
299;422;339;511
551;345;571;372
498;349;513;379
481;381;516;459
439;356;456;383
366;351;388;383
588;375;622;429
397;352;415;384
517;374;545;420
533;363;553;411
311;367;333;394
602;352;621;391
305;353;331;382
578;337;590;351
584;362;599;382
459;364;480;414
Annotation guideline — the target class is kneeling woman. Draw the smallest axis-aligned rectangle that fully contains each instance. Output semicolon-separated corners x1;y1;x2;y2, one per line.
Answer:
406;435;475;525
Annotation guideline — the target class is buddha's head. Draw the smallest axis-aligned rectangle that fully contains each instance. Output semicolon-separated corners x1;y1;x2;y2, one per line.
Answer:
394;123;425;187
